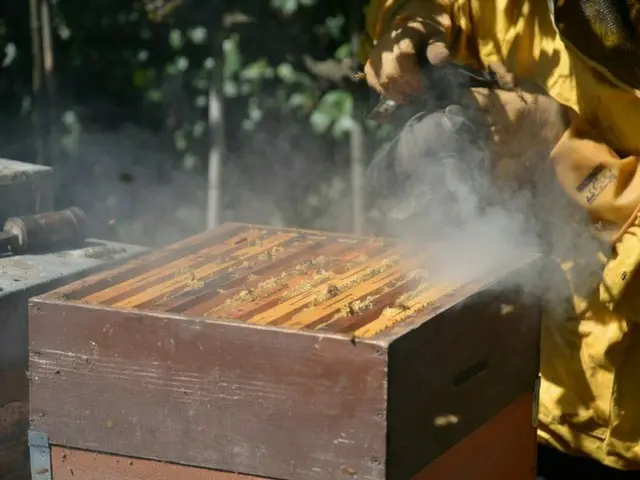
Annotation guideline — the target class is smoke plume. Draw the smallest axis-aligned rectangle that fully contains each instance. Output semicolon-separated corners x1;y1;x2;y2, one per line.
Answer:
365;76;607;306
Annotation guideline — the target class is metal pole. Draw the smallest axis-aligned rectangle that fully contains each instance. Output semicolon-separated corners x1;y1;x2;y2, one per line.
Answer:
29;0;46;165
206;34;225;229
349;0;366;234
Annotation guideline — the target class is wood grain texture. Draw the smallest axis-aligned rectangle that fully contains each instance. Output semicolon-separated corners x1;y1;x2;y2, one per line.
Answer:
43;223;458;338
386;277;541;479
51;446;270;480
48;393;536;480
29;301;388;480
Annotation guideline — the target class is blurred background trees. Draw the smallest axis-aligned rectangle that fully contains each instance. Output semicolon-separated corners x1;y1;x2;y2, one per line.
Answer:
0;0;391;247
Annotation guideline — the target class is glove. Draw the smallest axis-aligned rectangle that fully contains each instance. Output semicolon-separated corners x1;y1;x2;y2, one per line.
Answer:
363;1;453;104
469;87;568;189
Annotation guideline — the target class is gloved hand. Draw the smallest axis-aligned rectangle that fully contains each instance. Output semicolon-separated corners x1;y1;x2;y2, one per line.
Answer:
363;1;452;104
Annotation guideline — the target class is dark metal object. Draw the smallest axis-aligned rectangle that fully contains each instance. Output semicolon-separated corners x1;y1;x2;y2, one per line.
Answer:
363;59;500;237
28;223;542;480
0;207;87;255
28;431;51;480
364;102;492;235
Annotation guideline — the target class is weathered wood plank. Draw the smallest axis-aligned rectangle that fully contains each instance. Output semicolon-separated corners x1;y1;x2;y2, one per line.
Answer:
411;393;537;480
386;281;540;478
51;446;270;480
29;300;388;480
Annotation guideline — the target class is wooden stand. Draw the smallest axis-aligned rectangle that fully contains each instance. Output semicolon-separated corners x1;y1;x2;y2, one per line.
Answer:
28;223;542;480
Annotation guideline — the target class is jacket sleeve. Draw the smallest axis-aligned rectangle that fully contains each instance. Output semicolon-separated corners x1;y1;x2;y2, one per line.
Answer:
358;0;459;65
549;114;640;243
549;114;640;313
600;220;640;317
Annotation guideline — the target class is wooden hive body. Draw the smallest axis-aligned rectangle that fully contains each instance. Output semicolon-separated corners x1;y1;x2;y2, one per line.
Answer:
28;223;542;480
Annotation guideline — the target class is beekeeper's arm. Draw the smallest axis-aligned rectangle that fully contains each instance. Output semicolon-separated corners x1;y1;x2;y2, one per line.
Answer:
549;113;640;311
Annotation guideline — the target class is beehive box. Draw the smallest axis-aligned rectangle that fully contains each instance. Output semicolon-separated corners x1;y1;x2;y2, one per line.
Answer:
28;223;542;480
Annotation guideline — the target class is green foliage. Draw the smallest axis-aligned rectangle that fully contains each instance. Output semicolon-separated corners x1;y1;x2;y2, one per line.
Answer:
270;0;317;17
0;0;390;244
310;89;355;138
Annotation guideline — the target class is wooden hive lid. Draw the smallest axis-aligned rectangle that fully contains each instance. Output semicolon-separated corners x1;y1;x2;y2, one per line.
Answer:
44;223;530;339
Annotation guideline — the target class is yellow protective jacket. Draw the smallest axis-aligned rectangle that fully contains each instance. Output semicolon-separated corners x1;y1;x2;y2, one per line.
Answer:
362;0;640;470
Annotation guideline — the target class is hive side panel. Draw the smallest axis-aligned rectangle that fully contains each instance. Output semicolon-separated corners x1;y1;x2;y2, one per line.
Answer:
386;263;541;480
51;446;270;480
28;300;388;480
411;393;537;480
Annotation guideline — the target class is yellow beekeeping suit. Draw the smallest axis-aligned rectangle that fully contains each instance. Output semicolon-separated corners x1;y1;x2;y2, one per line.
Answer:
361;0;640;470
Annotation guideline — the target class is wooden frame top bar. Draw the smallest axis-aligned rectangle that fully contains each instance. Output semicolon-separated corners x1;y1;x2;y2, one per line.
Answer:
42;223;538;340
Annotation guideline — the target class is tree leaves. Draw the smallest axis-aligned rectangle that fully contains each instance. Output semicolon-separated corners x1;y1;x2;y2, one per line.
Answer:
0;0;393;240
269;0;318;17
168;28;184;49
187;26;207;45
222;34;242;79
309;89;354;138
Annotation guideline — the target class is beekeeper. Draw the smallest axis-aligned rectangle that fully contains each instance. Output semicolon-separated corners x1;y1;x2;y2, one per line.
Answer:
360;0;640;477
